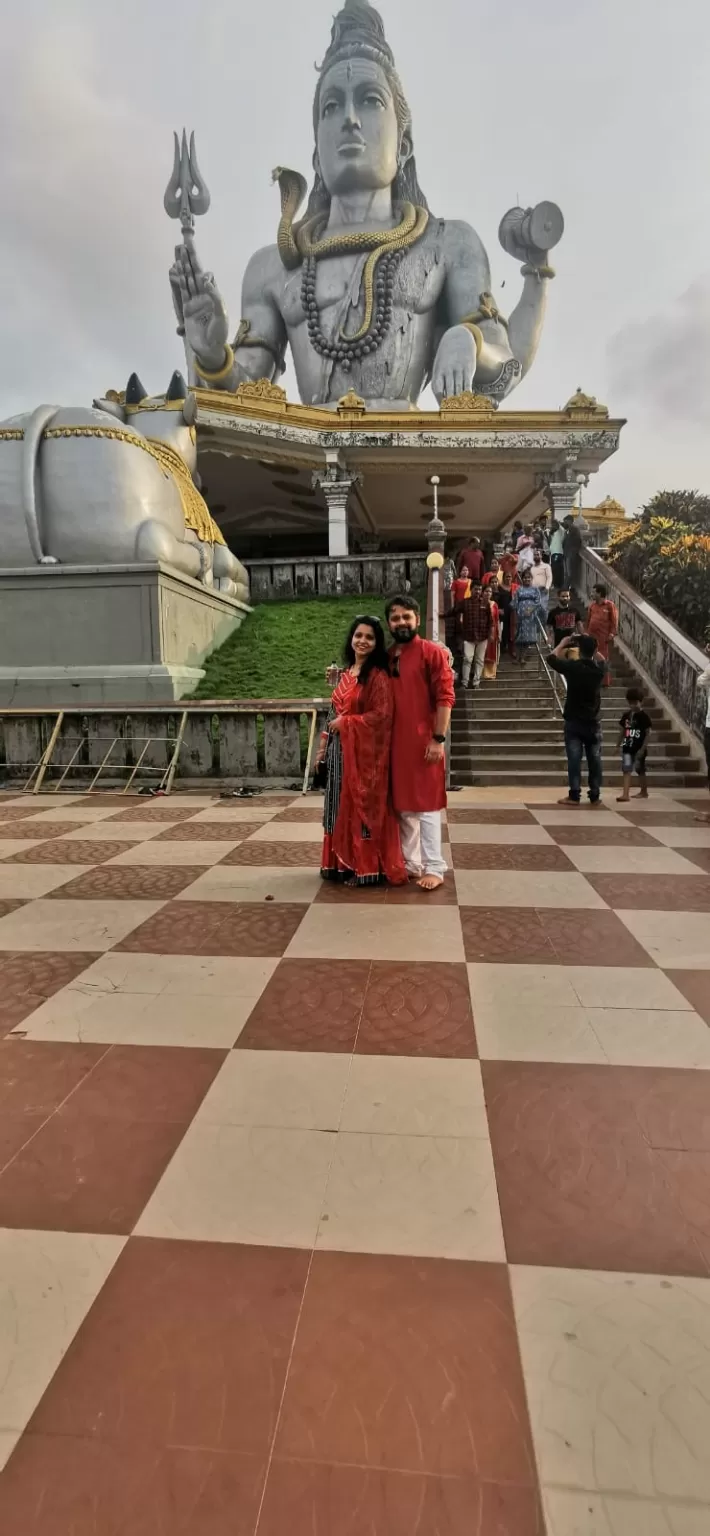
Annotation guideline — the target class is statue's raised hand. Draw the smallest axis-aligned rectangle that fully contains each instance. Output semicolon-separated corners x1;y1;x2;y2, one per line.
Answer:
431;325;477;403
169;240;229;372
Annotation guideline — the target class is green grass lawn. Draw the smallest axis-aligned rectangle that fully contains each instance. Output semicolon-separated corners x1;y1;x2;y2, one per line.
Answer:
193;594;424;699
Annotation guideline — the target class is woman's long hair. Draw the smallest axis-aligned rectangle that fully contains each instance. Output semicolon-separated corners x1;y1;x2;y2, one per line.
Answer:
343;615;390;686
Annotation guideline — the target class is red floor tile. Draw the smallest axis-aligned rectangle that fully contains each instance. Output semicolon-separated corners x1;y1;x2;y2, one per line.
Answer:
672;847;710;873
275;1252;538;1485
0;952;100;1038
5;840;137;865
446;808;536;824
616;810;701;827
45;865;205;900
0;821;90;839
259;1461;543;1535
355;961;477;1057
155;822;258;841
106;805;199;823
0;1039;105;1164
587;874;710;911
665;968;710;1024
221;841;322;867
460;907;654;965
0;1046;223;1232
484;1061;710;1276
0;1437;264;1535
237;958;369;1051
546;824;658;846
115;901;307;956
271;805;325;823
28;1238;308;1454
315;875;458;904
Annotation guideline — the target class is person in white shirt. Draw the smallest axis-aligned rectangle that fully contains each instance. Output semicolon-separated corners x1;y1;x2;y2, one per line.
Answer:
530;547;553;619
516;526;535;573
549;519;565;589
696;644;710;823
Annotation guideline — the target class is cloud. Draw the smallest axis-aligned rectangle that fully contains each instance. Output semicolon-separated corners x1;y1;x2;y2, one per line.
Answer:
607;275;710;426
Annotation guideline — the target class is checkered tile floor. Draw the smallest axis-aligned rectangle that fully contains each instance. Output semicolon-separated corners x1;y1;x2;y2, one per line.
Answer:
0;785;709;1534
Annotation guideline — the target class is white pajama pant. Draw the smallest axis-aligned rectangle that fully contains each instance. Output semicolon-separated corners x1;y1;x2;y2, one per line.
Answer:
462;640;487;687
399;811;447;878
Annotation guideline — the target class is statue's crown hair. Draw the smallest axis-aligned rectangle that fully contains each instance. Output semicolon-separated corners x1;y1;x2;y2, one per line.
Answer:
319;0;395;76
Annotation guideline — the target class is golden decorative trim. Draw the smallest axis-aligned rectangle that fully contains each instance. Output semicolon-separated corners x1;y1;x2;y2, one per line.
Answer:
564;388;609;418
232;378;288;407
461;293;509;332
30;424;225;546
195;385;625;437
521;263;556;280
0;429;24;440
124;398;187;415
198;344;235;384
440;392;495;416
337;390;367;417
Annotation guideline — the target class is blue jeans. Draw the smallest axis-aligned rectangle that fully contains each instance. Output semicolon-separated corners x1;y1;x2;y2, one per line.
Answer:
564;720;603;802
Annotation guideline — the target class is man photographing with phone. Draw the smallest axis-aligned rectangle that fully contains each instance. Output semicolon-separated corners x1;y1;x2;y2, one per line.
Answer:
548;633;607;805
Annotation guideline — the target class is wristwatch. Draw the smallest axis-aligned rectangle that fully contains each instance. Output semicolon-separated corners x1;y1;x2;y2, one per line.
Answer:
432;733;446;744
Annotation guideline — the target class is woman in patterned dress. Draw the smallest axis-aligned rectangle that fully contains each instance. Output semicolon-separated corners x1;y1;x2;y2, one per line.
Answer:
316;616;407;887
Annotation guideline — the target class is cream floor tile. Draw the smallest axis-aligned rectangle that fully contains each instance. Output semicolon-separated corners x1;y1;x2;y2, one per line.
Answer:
455;870;606;908
566;965;695;1010
0;839;47;859
286;905;464;961
0;865;79;898
448;822;553;845
535;810;628;827
136;1124;335;1248
340;1056;490;1137
59;821;165;842
174;865;322;904
474;1002;608;1064
7;795;84;807
246;821;328;842
468;963;694;1014
617;911;710;969
190;806;281;824
317;1132;505;1261
0;1230;124;1454
59;951;277;998
543;1488;709;1536
469;962;582;1010
586;1008;710;1069
0;1432;18;1474
195;1051;350;1131
106;840;241;866
512;1266;710;1509
19;804;124;824
646;826;710;848
0;898;164;951
563;847;700;875
15;954;276;1046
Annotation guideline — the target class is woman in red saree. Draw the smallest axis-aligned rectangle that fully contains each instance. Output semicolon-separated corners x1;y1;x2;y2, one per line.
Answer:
482;587;500;680
585;583;618;685
317;616;406;886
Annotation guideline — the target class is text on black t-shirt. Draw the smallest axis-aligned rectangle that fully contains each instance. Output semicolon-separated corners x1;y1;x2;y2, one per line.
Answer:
619;709;652;755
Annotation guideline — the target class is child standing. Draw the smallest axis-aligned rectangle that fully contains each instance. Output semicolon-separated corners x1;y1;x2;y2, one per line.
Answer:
617;688;652;801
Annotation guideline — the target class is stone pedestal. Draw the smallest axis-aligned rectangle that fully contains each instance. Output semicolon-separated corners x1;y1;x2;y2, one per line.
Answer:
0;562;250;707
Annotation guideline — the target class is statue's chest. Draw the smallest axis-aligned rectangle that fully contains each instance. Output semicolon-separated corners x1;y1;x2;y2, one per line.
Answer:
280;234;444;330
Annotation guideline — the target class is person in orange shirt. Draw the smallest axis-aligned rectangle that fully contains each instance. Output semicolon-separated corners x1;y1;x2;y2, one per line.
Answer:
585;584;618;686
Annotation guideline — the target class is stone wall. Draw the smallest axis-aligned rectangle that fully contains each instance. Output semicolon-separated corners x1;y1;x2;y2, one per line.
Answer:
244;552;427;602
580;547;708;740
0;703;329;788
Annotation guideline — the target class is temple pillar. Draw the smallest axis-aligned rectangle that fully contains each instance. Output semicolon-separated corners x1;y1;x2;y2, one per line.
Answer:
313;454;361;558
540;470;583;522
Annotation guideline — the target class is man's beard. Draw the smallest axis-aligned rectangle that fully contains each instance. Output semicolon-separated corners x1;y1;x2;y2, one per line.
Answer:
392;626;416;643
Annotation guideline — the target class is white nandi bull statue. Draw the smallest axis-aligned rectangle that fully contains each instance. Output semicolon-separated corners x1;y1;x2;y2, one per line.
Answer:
0;370;248;602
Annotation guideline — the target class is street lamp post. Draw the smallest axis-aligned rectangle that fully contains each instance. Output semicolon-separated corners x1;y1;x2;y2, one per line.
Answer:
426;474;446;643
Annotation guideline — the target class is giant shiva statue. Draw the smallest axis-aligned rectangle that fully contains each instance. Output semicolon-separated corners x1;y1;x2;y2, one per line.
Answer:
169;0;563;410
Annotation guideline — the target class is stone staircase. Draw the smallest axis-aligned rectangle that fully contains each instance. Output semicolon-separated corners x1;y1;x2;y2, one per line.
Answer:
451;646;707;789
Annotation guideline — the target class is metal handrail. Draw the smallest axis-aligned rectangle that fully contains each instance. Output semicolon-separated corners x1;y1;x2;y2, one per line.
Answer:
535;614;565;716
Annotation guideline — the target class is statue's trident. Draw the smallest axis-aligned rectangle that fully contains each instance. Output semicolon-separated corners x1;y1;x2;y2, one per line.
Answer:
165;129;211;381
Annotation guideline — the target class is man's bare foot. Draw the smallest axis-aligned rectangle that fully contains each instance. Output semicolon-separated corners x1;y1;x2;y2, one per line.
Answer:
616;795;630;803
695;813;710;824
418;874;444;891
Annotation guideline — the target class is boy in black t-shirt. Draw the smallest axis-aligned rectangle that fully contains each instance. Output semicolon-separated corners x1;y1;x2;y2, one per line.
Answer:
617;688;652;801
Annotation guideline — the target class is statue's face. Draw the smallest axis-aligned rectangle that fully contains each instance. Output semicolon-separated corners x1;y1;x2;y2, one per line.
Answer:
317;58;399;197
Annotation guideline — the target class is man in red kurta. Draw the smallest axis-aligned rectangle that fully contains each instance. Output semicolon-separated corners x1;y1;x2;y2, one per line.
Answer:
386;594;456;891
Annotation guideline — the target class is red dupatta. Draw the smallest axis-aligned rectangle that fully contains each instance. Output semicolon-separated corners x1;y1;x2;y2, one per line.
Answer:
332;667;406;884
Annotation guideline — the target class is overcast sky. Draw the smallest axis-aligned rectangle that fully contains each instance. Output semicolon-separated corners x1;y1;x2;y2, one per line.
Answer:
2;0;709;513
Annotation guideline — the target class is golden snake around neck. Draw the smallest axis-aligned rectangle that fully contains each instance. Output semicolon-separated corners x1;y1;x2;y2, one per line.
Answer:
272;166;429;345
